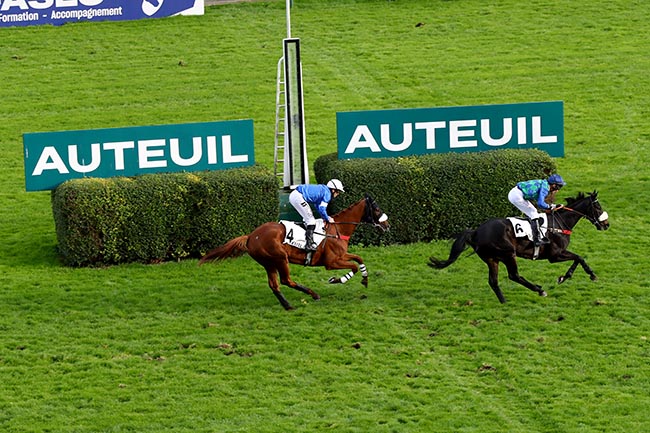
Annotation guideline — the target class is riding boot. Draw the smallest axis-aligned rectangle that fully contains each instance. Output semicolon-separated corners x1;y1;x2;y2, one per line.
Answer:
537;217;550;244
530;218;548;247
304;225;317;251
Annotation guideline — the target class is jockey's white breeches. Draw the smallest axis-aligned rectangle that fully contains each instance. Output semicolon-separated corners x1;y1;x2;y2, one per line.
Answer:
508;186;541;220
289;189;316;225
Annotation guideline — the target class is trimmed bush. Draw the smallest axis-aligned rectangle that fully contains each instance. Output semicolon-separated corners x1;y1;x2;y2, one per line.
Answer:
314;149;557;245
51;166;279;266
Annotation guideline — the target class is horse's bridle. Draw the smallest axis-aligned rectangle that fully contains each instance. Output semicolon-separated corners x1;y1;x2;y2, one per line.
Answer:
362;196;389;228
551;197;609;232
327;196;389;239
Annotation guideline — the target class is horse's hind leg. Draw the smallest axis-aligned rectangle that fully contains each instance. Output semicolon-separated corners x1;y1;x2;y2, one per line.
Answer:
485;259;507;304
276;261;321;301
502;256;547;298
264;267;294;311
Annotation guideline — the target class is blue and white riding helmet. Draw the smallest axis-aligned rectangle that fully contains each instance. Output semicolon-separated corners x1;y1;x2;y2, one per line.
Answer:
548;174;566;187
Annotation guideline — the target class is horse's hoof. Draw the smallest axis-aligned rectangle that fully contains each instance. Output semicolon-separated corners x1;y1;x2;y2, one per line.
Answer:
361;278;368;288
557;276;566;284
590;274;598;281
540;291;548;297
312;294;321;301
328;277;339;284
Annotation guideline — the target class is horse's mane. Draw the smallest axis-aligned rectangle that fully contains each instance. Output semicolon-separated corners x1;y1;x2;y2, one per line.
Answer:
332;197;365;217
564;191;596;206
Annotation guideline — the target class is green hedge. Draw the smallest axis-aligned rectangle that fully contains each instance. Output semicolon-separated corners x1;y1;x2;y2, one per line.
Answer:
51;150;556;265
51;166;279;266
314;149;557;245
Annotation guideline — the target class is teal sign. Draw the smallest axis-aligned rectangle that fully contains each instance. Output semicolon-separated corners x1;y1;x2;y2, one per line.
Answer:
24;120;254;191
337;101;564;159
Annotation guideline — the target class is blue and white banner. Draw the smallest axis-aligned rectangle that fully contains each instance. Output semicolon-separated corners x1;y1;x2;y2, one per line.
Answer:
0;0;204;28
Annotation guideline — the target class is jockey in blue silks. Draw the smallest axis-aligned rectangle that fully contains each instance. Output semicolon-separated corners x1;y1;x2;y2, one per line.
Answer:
289;179;345;251
508;174;566;246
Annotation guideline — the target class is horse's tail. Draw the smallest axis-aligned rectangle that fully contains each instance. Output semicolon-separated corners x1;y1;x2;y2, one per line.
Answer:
198;235;249;265
428;229;474;269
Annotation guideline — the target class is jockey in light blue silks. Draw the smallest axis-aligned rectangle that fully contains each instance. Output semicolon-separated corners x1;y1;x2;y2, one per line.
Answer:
508;174;566;246
289;179;345;251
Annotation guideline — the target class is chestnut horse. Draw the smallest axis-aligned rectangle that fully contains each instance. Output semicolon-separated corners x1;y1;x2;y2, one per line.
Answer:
428;191;609;303
199;194;390;310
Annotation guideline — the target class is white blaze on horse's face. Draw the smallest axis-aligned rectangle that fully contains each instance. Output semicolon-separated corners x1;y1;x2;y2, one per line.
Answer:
598;211;609;223
378;213;388;223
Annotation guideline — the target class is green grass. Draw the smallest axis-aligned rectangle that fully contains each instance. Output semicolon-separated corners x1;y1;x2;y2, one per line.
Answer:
1;0;649;432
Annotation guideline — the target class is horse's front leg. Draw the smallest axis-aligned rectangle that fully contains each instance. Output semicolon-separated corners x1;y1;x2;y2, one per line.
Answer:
326;254;368;287
551;250;597;284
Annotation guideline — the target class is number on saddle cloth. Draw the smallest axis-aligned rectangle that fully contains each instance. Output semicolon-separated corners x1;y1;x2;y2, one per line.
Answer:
507;214;549;241
279;220;327;250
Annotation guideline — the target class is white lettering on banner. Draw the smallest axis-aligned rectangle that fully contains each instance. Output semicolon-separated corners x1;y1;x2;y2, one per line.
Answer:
415;121;446;149
1;0;103;11
69;143;101;173
103;141;134;170
344;116;557;154
170;138;202;167
380;123;411;152
482;118;512;147
532;117;557;143
222;135;248;163
346;126;381;153
207;136;217;164
449;120;477;148
31;136;249;176
32;147;69;175
518;117;526;144
139;139;167;169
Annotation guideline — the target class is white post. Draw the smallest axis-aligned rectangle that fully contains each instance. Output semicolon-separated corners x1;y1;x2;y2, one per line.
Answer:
286;0;291;38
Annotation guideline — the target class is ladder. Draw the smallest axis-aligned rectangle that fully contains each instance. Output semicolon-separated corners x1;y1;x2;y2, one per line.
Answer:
273;56;286;182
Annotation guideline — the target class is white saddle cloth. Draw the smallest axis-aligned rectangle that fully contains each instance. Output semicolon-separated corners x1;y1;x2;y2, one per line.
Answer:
279;219;327;250
507;214;549;241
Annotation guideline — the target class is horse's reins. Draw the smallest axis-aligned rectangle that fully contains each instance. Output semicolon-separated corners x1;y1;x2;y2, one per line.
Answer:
324;197;379;241
547;200;605;235
547;208;575;235
326;222;353;241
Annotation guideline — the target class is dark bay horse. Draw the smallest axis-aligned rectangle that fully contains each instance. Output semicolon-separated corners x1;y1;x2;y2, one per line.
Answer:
428;191;610;303
199;195;390;310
